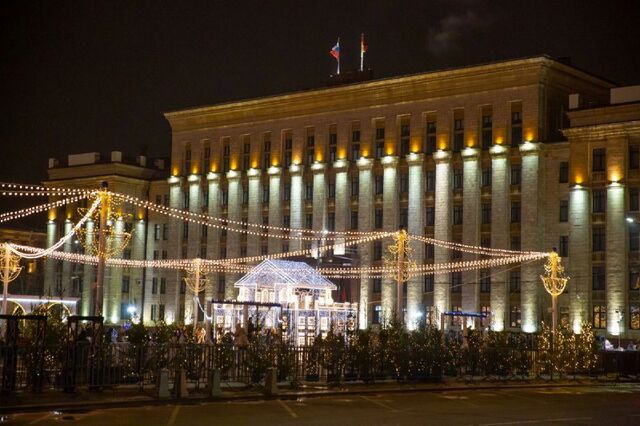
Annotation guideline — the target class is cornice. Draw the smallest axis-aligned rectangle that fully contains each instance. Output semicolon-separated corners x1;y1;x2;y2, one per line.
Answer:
165;57;611;133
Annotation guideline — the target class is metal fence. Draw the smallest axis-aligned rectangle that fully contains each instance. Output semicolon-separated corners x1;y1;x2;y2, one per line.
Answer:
2;341;638;395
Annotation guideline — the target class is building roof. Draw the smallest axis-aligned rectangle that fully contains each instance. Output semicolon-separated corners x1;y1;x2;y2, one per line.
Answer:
234;259;336;291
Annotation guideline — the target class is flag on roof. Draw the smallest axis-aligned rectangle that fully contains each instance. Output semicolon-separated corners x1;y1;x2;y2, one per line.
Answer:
330;38;340;60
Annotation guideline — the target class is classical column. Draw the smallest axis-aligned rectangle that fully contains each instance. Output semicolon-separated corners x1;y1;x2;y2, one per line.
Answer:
206;172;221;302
333;159;349;255
44;218;58;296
226;170;242;300
289;164;304;250
311;162;327;255
461;148;481;318
247;168;262;257
268;166;283;254
357;158;374;328
106;217;124;323
519;142;544;332
433;150;452;328
132;218;146;317
381;155;399;322
81;219;94;316
606;182;627;336
569;184;590;332
61;220;73;297
168;175;184;324
489;145;510;331
184;175;202;323
406;153;425;327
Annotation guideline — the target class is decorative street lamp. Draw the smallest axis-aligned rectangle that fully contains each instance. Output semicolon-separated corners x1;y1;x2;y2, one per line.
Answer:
1;242;23;317
384;229;416;323
540;249;570;333
184;258;208;326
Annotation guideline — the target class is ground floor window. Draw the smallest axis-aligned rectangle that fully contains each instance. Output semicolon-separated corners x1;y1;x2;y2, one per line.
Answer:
630;305;640;330
593;305;606;329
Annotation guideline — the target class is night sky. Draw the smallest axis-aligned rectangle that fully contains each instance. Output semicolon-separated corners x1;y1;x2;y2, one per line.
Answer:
1;0;639;227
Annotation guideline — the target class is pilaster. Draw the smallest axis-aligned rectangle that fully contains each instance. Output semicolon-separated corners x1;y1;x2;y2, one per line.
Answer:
606;182;627;336
381;156;399;323
247;168;262;257
333;159;349;255
406;153;425;327
569;185;590;332
490;145;510;331
357;157;374;327
289;164;304;251
461;148;481;317
433;150;452;327
226;170;242;300
268;166;283;254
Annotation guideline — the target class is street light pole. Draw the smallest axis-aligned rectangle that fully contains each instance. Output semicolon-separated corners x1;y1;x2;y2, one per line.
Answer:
94;182;109;317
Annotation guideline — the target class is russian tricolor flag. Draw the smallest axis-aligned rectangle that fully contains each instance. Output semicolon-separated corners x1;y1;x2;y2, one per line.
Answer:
330;38;340;60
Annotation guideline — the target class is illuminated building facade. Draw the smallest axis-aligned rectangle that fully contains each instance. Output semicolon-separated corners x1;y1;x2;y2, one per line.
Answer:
40;56;640;338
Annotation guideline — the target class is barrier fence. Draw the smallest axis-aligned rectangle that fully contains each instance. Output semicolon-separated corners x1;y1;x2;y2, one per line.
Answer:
1;341;638;395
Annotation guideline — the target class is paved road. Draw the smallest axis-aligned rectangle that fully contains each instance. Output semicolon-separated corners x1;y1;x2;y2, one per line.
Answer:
4;385;640;425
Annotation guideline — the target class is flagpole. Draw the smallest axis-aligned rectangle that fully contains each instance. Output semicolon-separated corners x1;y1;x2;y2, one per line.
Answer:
360;34;364;72
337;37;341;75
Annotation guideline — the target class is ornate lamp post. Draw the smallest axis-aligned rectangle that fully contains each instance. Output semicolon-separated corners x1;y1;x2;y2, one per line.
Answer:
184;258;208;327
384;230;416;323
1;243;23;317
540;249;570;333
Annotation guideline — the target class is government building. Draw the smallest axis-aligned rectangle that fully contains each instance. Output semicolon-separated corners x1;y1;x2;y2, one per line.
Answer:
40;55;640;338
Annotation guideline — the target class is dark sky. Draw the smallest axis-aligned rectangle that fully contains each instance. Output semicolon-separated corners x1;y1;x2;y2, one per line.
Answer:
1;0;639;227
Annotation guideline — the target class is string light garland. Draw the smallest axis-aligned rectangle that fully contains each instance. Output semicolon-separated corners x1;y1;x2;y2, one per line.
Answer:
410;234;544;257
6;198;100;259
0;195;87;224
0;182;91;197
109;191;383;240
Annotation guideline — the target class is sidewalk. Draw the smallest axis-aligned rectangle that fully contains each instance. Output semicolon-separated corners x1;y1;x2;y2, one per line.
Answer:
1;377;633;414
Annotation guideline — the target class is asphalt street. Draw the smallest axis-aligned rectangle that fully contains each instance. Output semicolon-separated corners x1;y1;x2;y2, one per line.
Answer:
4;385;640;425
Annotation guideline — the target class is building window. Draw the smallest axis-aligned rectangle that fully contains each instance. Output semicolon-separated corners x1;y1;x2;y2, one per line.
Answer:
592;266;606;290
400;123;410;156
373;305;382;324
481;115;492;150
453;118;464;152
262;138;271;169
151;277;158;294
283;183;291;201
510;306;522;328
511;202;521;223
164;194;169;207
631;270;640;291
480;270;491;293
221;190;228;206
305;183;313;200
182;222;189;240
222;141;230;172
183;191;190;209
351;211;358;230
451;272;462;293
630;305;640;330
425;207;435;226
510;111;522;147
453;205;463;225
453;169;463;190
327;181;336;198
284;135;292;168
510;236;521;251
184;145;191;174
482;168;492;187
163;224;169;240
559;200;569;222
243;142;250;170
351;176;359;197
160;278;166;294
242;186;249;205
305;214;313;229
283;215;290;228
120;276;129;294
373;278;382;293
630;228;639;251
559;161;569;183
425;243;434;259
375;127;385;159
592;189;605;213
351;129;361;160
375;175;383;195
327;213;335;231
511;165;521;186
375;209;383;229
151;305;158;321
424;275;434;292
559;235;569;257
158;304;165;321
153;250;159;260
630;187;639;211
218;277;225;294
399;209;408;229
510;270;521;293
327;130;338;164
481;203;491;224
306;133;315;165
630;145;640;170
398;173;408;194
592;226;605;252
426;171;436;192
154;224;160;241
262;184;269;203
592;305;606;329
425;121;436;154
592;148;606;172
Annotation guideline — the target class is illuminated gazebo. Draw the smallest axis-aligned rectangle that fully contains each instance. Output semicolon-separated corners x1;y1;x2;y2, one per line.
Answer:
213;259;357;346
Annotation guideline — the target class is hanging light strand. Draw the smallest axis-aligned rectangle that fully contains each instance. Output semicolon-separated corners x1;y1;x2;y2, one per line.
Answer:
410;234;545;257
6;198;101;259
0;195;87;224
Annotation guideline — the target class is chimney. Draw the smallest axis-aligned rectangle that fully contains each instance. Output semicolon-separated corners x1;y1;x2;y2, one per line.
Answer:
48;158;59;169
137;155;147;167
111;151;123;162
